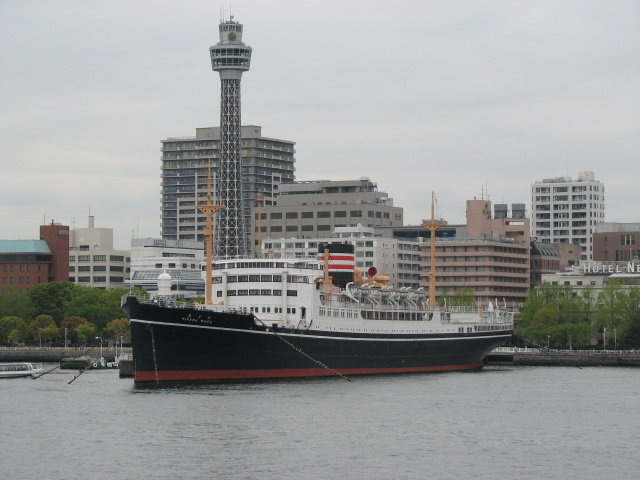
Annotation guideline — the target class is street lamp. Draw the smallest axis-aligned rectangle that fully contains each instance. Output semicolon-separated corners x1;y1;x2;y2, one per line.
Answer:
614;329;617;350
95;336;103;359
603;327;607;350
547;335;550;349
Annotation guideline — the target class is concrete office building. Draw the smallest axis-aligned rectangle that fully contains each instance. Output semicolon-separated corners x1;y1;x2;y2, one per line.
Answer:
69;217;130;289
531;171;605;260
127;238;205;297
263;225;422;289
253;178;403;256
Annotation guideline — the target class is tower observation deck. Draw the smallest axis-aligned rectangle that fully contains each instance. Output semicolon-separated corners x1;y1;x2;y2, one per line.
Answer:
209;17;252;258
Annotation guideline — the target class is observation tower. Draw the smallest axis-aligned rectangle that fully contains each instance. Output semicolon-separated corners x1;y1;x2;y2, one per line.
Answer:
209;16;252;258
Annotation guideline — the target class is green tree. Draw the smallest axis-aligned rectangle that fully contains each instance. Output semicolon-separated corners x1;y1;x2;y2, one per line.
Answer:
620;286;640;348
28;281;76;324
75;322;96;344
532;307;560;327
60;316;87;345
451;287;476;306
104;317;130;340
0;316;29;344
594;280;627;339
64;286;128;332
552;322;593;349
29;315;60;347
0;285;36;321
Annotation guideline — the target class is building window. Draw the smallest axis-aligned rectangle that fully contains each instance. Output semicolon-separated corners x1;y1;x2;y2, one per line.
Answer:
301;212;314;218
110;255;124;262
93;255;106;261
286;212;298;219
318;211;331;218
270;213;282;219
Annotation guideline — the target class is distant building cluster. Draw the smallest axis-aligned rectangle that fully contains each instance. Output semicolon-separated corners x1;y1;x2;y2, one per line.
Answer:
3;18;638;301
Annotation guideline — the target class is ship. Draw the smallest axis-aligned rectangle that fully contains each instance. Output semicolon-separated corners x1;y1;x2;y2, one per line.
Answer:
122;191;514;385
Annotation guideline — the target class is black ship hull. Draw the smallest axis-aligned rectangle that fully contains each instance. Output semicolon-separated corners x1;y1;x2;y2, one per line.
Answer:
123;297;511;384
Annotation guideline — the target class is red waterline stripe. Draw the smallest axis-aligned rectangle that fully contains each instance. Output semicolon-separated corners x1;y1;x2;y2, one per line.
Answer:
134;363;483;383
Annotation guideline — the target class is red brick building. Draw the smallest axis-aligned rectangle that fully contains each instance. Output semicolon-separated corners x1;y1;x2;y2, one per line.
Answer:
0;223;69;289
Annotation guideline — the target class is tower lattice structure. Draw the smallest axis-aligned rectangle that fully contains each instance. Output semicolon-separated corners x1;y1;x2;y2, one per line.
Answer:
209;17;252;258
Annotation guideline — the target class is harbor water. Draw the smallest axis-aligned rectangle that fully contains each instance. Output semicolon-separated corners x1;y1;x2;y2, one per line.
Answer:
1;365;638;480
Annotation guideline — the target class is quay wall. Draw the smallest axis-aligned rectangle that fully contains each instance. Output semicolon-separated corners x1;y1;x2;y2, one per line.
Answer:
487;348;640;367
0;347;131;363
513;353;640;366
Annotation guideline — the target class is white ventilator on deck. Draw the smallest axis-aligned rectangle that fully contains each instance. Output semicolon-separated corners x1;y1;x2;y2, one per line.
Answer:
157;270;172;296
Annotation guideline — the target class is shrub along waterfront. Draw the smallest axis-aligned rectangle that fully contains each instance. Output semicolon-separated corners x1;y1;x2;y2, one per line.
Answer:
0;282;132;347
516;280;640;349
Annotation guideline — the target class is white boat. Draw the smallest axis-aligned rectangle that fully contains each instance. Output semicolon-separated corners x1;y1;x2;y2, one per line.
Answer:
0;362;42;378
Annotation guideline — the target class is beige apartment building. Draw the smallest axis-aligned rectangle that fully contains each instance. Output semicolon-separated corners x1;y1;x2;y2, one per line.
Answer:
419;200;531;306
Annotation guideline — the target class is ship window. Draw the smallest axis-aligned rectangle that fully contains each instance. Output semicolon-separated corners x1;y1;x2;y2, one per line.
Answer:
287;290;297;296
238;275;249;282
238;290;248;296
260;289;271;295
261;275;272;282
273;290;282;296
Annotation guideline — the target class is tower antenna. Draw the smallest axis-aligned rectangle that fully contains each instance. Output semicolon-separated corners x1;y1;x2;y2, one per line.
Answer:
209;15;252;258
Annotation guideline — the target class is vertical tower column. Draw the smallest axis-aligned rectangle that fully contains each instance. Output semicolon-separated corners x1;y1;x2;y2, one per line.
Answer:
210;16;252;258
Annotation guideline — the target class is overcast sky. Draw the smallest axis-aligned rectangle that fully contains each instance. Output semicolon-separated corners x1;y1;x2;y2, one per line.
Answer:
1;0;638;249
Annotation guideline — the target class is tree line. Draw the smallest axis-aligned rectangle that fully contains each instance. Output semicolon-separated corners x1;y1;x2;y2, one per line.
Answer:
515;280;640;349
0;282;130;346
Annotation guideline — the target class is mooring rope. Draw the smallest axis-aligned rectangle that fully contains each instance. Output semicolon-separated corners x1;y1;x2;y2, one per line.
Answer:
255;318;351;382
32;365;60;379
150;325;160;386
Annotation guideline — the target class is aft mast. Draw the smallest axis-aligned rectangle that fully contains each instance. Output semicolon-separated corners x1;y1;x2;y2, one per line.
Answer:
197;161;225;305
421;192;445;308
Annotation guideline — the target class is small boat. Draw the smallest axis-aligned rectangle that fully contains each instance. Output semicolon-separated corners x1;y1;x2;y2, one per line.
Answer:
0;362;42;378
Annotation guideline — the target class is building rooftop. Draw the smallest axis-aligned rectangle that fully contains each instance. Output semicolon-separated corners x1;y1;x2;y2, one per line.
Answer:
0;240;51;254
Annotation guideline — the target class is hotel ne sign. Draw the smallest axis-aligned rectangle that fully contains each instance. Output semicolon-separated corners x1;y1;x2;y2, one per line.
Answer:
582;262;640;274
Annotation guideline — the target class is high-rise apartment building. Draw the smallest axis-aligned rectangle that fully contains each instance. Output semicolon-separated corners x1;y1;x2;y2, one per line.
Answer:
531;171;605;260
160;126;295;244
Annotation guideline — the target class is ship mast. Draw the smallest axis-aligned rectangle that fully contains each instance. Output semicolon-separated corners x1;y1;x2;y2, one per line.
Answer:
421;192;445;307
256;194;263;257
197;161;225;305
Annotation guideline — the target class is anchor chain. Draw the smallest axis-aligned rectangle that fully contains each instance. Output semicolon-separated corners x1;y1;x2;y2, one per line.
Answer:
256;318;351;382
